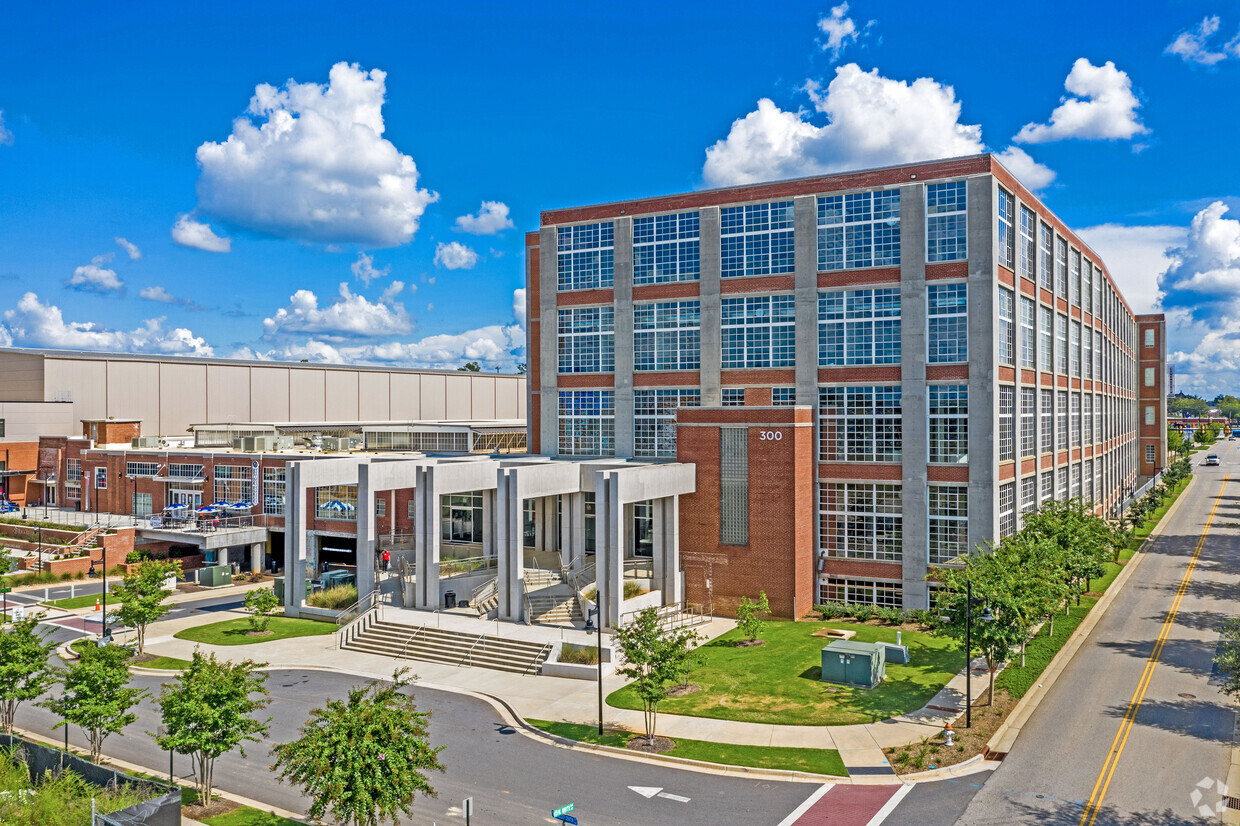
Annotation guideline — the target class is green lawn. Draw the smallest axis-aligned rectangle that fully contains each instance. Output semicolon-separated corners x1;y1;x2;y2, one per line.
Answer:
606;620;959;726
996;598;1095;700
203;807;306;826
44;591;117;610
141;655;194;670
528;719;848;776
173;616;333;646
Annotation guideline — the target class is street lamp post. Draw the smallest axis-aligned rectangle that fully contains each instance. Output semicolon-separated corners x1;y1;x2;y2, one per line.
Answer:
964;580;993;729
584;607;603;735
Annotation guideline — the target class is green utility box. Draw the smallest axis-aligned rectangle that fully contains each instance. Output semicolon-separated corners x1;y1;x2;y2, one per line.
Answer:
820;640;886;689
273;576;284;603
320;569;355;588
199;565;233;588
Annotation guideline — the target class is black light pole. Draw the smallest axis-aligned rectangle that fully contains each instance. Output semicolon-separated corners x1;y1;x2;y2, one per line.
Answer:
584;607;603;735
964;580;994;728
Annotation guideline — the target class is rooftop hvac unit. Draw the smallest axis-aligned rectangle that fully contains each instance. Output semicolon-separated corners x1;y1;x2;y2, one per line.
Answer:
131;437;162;449
320;436;350;452
232;437;251;451
275;435;295;450
250;435;280;452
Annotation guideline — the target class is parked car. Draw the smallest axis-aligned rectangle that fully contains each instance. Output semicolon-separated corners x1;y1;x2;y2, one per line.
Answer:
1205;454;1221;466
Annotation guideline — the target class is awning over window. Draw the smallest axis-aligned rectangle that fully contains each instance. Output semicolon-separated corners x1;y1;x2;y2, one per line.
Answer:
152;475;205;484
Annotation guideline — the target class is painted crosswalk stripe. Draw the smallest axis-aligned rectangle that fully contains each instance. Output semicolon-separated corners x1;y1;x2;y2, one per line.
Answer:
863;783;913;826
776;783;834;826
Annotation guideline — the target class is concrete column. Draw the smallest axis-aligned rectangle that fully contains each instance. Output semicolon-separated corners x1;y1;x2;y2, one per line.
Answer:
613;216;635;457
414;467;440;609
565;491;586;572
699;207;722;405
967;175;998;551
356;463;376;600
286;463;307;616
793;196;818;406
250;542;263;575
657;496;682;605
539;226;560;455
898;182;929;609
481;489;495;558
496;471;524;622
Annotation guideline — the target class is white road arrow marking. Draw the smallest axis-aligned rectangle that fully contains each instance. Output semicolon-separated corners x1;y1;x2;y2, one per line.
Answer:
629;786;662;798
656;792;691;802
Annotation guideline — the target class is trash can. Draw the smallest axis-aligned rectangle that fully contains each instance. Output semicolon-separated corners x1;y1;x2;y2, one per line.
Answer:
444;591;457;609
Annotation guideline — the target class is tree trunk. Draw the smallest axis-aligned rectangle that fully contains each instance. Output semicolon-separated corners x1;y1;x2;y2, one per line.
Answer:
136;624;145;655
988;667;995;706
1048;613;1055;635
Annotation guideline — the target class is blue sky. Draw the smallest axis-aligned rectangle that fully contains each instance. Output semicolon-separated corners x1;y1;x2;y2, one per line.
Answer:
0;1;1237;393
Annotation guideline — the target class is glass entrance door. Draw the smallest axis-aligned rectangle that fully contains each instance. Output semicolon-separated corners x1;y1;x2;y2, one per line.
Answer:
170;489;202;509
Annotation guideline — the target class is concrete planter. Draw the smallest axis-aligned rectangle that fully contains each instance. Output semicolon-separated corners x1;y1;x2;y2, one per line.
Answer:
542;640;615;680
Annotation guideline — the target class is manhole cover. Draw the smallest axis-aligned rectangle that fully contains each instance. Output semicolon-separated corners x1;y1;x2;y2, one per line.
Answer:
1179;693;1196;700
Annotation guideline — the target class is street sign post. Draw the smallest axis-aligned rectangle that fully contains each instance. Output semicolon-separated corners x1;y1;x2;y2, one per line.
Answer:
553;804;575;817
554;816;578;825
463;796;472;826
0;586;9;623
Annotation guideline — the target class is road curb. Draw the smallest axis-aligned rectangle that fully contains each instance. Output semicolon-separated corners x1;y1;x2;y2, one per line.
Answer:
895;753;1000;782
986;475;1196;757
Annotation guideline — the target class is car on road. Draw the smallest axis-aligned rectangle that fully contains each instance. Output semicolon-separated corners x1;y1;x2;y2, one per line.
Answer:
1205;454;1221;466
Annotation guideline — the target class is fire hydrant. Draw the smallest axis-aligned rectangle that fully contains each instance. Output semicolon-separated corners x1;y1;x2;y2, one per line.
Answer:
943;722;954;747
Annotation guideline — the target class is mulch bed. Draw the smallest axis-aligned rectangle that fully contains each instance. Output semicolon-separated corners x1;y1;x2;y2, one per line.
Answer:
627;736;675;754
666;683;701;697
244;630;274;637
184;799;241;819
883;689;1016;774
733;639;766;648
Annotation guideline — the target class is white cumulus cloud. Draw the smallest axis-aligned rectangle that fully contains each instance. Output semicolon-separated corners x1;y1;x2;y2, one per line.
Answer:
114;237;141;260
1014;59;1147;144
0;292;212;356
513;287;526;328
454;201;515;235
194;62;437;247
0;111;12;146
68;254;124;293
171;214;232;253
994;146;1056;193
1158;201;1240;328
434;241;478;270
1077;223;1186;315
350;251;390;286
1165;16;1233;66
262;281;411;339
817;4;872;62
139;286;178;304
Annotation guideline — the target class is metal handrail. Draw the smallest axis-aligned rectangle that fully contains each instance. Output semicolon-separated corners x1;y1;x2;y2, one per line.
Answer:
398;609;441;661
439;555;498;579
459;633;486;668
335;587;382;648
622;557;654;579
569;561;597;596
470;576;498;615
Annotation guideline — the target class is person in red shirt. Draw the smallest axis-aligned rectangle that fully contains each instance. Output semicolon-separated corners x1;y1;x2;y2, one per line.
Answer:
381;549;391;573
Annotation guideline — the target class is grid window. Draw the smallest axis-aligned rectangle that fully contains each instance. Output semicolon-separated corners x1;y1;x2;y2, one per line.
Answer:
1021;476;1037;516
66;459;82;483
926;181;968;262
558;390;615;456
928;384;968;463
998;289;1015;366
1082;260;1093;314
1041;389;1054;454
1039;223;1053;289
1083;327;1093;380
997;189;1015;269
1039;305;1053;372
125;462;159;477
557;222;615;291
818;190;901;270
1056;314;1069;374
376;498;385;518
721;201;794;277
316;484;357;521
1055;237;1068;296
1020;297;1036;369
213;464;253;505
1070;464;1081;499
1041;470;1054;504
820;483;903;562
821;578;903;608
1069;249;1081;306
1021;387;1036;458
132;492;153;517
721;294;796;368
168;463;203;479
263;467;285;516
1018;206;1036;280
999;482;1016;538
818;288;901;366
928;486;968;564
442;491;483;543
634;389;700;458
721;388;745;407
772;388;797;406
633;212;700;284
1086;458;1095;504
720;428;749;545
558;306;615;373
819;386;903;462
1071;393;1082;448
999;386;1015;462
927;283;968;363
1085;394;1094;444
634;301;700;371
1070;320;1081;377
1057;391;1068;451
1146;444;1156;464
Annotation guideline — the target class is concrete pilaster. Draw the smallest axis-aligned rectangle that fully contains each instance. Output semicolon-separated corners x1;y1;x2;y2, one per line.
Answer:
495;472;524;622
539;226;560;455
613;216;634;457
794;196;818;406
967;176;997;550
250;542;263;575
657;496;682;605
356;464;376;600
898;182;930;608
286;463;306;616
698;207;722;405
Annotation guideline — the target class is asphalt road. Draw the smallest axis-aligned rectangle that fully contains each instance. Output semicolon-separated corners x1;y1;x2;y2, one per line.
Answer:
955;449;1240;825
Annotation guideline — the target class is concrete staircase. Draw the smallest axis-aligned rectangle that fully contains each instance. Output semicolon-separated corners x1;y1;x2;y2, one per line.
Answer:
342;619;553;675
526;588;583;625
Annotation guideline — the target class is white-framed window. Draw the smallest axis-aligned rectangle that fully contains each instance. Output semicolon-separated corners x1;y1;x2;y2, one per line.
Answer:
1145;405;1155;426
817;189;901;270
634;388;700;458
819;386;903;462
633;212;700;284
125;461;159;477
376;498;386;517
558;390;615;456
821;578;903;608
721;388;745;407
999;482;1016;538
1020;296;1036;369
1056;314;1069;374
1018;205;1036;279
132;492;153;517
772;387;797;406
818;288;901;366
316;484;358;521
997;188;1015;269
998;289;1015;365
1144;328;1155;348
1082;260;1093;314
214;464;254;504
928;384;968;463
1021;387;1037;458
999;386;1015;462
926;181;968;263
634;301;700;371
66;458;83;484
1039;222;1053;290
721;201;794;277
927;283;968;363
1070;464;1081;499
1146;444;1156;464
558;306;615;374
1071;393;1082;448
263;467;285;516
721;294;796;368
1039;305;1053;372
1070;320;1082;377
820;483;903;562
1041;469;1054;505
1057;466;1068;500
1069;248;1081;306
557;222;615;291
1020;476;1037;516
94;466;107;489
1057;391;1068;450
928;485;968;564
1055;237;1068;296
1040;389;1054;454
168;463;203;479
1084;394;1094;444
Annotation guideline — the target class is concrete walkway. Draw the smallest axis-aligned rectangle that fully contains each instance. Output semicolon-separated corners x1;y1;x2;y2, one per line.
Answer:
137;599;1000;779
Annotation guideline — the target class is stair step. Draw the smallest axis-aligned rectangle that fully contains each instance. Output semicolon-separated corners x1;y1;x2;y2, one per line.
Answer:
345;620;554;675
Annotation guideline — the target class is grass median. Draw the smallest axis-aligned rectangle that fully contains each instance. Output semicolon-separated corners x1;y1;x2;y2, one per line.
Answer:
528;719;848;776
44;591;116;610
173;616;334;647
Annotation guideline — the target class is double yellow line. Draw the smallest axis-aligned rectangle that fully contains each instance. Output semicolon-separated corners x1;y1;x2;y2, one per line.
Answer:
1078;476;1228;825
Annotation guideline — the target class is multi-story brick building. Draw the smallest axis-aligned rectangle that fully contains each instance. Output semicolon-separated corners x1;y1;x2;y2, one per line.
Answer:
527;153;1163;614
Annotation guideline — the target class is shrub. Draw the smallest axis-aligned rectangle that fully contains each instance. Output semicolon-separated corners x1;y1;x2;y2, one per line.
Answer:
850;605;876;623
816;601;848;620
558;642;599;665
735;590;770;641
906;608;933;627
622;581;646;599
876;606;906;626
306;584;358;610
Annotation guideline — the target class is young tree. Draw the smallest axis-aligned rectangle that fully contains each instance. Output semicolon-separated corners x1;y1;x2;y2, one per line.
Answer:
42;642;148;762
991;533;1064;664
244;588;281;633
1021;499;1111;609
153;651;270;806
0;613;57;733
272;669;445;826
735;590;770;642
111;559;182;654
1215;618;1240;699
667;626;704;690
614;607;677;745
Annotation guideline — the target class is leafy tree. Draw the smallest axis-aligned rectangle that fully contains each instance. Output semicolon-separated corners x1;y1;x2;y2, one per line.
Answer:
153;651;270;806
0;613;57;733
991;533;1065;663
1021;498;1111;609
42;642;148;762
1197;427;1214;445
613;607;683;745
1214;618;1240;699
1217;396;1240;422
667;627;705;690
457;361;481;372
1167;428;1185;457
244;588;281;633
515;362;527;375
111;559;181;654
1169;396;1209;417
272;669;445;826
735;590;770;642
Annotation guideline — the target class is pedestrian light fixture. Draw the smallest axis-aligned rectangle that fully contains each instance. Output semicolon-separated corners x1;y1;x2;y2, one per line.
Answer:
964;580;993;729
583;607;603;736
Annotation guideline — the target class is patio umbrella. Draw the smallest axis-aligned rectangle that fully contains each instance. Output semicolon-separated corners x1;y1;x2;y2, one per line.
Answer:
323;500;345;511
196;505;220;514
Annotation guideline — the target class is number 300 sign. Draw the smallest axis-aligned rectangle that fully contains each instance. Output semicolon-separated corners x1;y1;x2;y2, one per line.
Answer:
757;430;783;441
